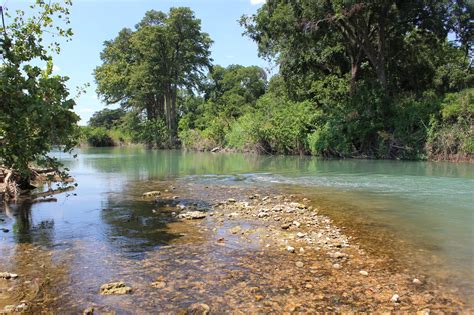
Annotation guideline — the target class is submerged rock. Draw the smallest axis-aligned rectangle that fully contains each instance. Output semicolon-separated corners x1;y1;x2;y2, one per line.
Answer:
151;281;167;289
359;270;369;276
178;211;207;220
229;226;242;234
186;303;210;314
99;281;132;295
142;191;160;198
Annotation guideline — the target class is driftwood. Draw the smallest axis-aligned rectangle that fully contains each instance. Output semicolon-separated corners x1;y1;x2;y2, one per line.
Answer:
0;168;17;201
1;166;75;202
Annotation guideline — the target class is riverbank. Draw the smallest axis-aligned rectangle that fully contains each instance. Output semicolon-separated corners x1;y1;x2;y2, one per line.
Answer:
1;181;468;313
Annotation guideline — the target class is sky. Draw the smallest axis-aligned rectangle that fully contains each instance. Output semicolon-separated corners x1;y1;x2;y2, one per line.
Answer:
3;0;269;124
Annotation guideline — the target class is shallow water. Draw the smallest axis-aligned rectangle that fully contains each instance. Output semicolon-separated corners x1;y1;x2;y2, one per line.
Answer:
0;148;473;310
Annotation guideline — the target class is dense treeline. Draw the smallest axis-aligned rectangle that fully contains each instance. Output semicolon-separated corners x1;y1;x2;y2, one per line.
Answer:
90;2;473;161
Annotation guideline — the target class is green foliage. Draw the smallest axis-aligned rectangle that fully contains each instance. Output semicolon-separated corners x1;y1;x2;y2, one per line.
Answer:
427;88;474;160
82;127;115;147
0;1;79;179
89;108;126;129
94;8;212;146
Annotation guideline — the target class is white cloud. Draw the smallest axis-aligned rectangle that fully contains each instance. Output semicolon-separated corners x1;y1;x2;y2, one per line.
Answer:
250;0;266;5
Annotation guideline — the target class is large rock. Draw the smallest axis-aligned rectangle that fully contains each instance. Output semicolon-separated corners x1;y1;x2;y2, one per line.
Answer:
178;211;207;220
0;272;18;279
142;191;161;198
99;281;132;295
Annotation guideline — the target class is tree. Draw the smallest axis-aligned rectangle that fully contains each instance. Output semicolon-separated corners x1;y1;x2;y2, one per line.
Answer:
0;1;79;183
241;0;455;95
88;108;126;129
94;8;212;146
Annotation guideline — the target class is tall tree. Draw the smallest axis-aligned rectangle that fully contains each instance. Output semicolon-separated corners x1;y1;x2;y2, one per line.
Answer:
94;8;212;146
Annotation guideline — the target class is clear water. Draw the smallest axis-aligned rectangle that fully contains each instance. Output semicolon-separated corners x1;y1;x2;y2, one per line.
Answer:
1;147;473;306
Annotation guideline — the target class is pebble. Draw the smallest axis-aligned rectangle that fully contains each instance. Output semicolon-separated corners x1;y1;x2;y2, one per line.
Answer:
332;263;342;270
229;226;242;234
1;228;9;233
281;223;291;230
83;307;94;315
227;198;236;203
293;221;301;228
296;232;306;238
187;303;210;314
413;278;422;285
299;247;305;253
391;294;400;303
295;261;304;268
286;246;295;253
359;270;368;276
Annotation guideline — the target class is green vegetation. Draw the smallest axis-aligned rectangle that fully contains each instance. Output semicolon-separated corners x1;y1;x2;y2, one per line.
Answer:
88;2;472;161
0;1;79;181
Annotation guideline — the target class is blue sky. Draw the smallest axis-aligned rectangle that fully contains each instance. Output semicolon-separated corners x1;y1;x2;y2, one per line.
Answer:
3;0;269;124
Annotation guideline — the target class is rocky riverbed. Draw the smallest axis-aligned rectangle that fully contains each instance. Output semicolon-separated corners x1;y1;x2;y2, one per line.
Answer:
0;181;468;313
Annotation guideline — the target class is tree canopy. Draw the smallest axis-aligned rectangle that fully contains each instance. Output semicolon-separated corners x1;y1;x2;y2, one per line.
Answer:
94;8;213;147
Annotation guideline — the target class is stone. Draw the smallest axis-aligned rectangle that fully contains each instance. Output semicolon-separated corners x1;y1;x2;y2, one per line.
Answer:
286;246;295;253
413;278;422;285
3;305;15;313
99;281;132;295
299;247;305;253
142;191;160;197
211;146;220;152
295;261;304;268
178;211;207;220
83;307;94;315
229;226;242;234
172;196;179;200
359;270;368;276
281;223;291;230
331;251;346;259
296;232;306;238
0;272;17;279
332;263;342;270
391;294;400;303
187;303;210;315
151;281;167;289
257;212;269;218
227;198;236;203
293;221;301;228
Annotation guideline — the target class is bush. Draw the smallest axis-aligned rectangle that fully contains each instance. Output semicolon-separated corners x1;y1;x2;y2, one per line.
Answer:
83;127;115;147
427;88;473;161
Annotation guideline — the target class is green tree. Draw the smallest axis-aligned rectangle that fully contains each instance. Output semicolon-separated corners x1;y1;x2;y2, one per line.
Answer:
0;1;79;181
88;108;126;129
94;8;212;146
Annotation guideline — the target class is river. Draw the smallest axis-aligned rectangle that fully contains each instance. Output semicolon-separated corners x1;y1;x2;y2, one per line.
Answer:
0;148;472;312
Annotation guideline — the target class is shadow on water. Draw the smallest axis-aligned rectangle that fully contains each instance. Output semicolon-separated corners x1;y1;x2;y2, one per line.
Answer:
98;182;214;259
1;202;55;246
